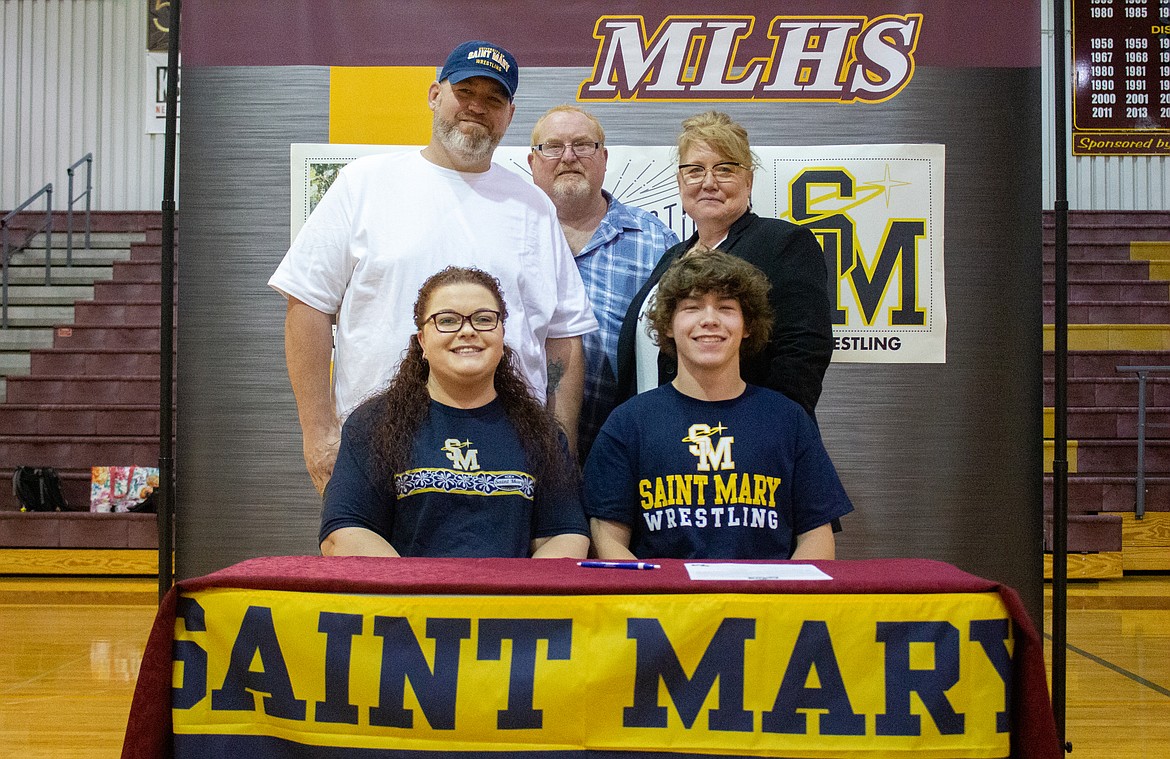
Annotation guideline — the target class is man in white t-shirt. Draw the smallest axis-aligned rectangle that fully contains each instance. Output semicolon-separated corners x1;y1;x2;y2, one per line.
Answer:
269;41;597;494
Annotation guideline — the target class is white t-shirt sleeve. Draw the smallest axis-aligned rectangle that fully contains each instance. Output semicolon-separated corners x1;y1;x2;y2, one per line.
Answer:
267;166;358;315
634;282;660;394
542;202;599;340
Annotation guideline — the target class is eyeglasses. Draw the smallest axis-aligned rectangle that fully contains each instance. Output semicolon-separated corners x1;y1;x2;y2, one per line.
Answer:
678;162;746;185
425;309;502;333
531;141;602;159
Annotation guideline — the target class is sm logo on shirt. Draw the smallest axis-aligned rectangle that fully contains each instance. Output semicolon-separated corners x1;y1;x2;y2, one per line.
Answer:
684;423;735;471
443;438;481;471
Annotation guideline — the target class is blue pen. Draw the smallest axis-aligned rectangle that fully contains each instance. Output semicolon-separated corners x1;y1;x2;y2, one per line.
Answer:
578;560;660;570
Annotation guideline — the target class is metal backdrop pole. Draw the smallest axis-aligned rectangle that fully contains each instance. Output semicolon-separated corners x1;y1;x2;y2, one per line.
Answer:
1050;0;1071;753
158;0;180;602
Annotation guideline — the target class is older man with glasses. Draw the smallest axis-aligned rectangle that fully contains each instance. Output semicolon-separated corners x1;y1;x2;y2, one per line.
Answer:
528;105;679;459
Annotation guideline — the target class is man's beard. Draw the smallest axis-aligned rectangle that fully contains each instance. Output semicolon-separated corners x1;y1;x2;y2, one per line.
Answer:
433;112;501;164
548;171;592;205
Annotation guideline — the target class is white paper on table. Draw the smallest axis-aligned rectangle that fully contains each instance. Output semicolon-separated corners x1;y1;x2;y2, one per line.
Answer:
684;563;833;581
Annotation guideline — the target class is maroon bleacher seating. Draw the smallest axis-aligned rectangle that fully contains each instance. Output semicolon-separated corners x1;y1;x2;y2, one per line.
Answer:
1043;210;1170;556
1;212;175;521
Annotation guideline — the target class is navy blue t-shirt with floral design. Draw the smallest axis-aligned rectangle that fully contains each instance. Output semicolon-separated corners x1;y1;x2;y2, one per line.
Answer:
321;397;587;557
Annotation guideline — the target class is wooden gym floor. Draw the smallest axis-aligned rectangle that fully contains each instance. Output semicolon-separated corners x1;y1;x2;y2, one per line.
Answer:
0;575;1167;758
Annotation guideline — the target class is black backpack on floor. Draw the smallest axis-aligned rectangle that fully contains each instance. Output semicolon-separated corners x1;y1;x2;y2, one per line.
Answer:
12;467;69;512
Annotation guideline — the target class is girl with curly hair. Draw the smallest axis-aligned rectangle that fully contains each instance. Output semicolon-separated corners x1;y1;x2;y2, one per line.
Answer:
320;266;589;558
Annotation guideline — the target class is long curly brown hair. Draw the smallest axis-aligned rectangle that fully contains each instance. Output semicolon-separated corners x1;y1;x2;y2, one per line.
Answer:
363;266;574;491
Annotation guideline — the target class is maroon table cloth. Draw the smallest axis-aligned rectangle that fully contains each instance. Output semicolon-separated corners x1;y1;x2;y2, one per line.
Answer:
121;556;1061;759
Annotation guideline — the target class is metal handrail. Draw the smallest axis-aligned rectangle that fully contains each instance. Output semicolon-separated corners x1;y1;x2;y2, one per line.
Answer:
1;183;54;328
1115;364;1170;519
66;153;94;266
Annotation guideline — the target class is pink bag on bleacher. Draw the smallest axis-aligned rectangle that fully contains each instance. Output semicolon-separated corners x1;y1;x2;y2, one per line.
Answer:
90;466;158;512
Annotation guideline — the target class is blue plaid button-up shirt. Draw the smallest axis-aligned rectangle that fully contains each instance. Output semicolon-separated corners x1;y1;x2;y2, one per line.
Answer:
575;192;679;458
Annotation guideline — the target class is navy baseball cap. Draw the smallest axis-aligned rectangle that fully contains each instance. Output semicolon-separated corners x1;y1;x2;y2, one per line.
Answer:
439;40;519;100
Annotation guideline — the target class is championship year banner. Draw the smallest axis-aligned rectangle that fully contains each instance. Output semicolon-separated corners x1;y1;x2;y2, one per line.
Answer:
290;144;946;364
171;588;1013;758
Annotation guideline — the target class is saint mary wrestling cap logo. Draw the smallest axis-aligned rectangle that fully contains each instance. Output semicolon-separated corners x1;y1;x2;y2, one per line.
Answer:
440;40;519;100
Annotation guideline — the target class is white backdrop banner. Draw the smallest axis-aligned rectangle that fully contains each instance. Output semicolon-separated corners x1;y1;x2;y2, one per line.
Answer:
290;143;946;363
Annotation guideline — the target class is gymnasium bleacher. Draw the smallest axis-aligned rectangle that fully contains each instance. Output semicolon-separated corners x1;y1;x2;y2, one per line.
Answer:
0;211;169;575
3;205;1168;579
1042;209;1170;578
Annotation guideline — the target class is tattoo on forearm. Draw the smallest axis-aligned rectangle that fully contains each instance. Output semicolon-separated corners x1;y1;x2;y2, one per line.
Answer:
547;359;565;396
